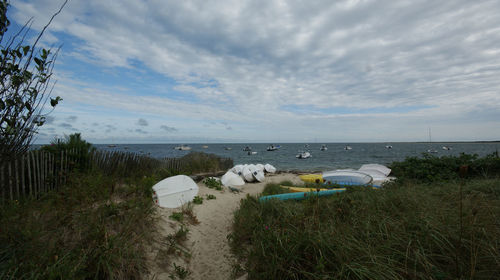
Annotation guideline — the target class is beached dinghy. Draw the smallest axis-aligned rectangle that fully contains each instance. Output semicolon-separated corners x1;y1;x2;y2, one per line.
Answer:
359;164;391;176
221;171;245;187
322;170;373;185
152;175;199;208
255;164;265;172
242;165;255;182
264;163;276;173
253;169;265;182
231;164;244;176
299;173;324;183
259;189;346;202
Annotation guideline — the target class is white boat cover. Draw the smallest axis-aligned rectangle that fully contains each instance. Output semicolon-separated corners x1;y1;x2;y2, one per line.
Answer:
357;168;387;181
264;163;276;173
221;171;245;187
152;175;199;208
359;164;391;176
255;164;265;172
252;169;265;182
242;165;255;182
231;164;244;175
322;170;373;185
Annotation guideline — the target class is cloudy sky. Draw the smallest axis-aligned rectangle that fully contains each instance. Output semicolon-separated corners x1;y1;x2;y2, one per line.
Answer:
8;0;500;143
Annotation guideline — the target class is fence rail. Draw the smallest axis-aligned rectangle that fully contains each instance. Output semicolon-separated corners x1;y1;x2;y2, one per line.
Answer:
1;149;233;202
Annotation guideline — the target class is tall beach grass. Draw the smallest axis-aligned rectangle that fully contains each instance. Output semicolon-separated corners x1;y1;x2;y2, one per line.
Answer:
230;155;500;279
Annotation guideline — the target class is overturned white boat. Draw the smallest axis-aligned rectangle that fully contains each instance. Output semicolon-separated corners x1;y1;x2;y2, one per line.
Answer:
264;163;276;173
221;171;245;187
322;170;373;185
359;164;391;177
152;175;199;208
242;165;256;182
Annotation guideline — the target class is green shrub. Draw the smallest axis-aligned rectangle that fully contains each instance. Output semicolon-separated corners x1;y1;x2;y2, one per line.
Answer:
40;133;95;170
169;212;184;222
390;152;500;183
192;196;203;204
203;177;222;190
178;152;233;174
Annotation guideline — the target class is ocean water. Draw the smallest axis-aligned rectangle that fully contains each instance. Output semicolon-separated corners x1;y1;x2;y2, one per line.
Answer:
94;142;500;172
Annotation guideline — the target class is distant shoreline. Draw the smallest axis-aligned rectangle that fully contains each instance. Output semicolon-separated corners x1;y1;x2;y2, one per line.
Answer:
31;140;500;146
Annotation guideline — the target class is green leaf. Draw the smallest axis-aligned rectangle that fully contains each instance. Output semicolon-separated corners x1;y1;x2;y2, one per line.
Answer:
23;46;30;55
25;101;32;111
50;96;62;107
0;99;4;110
34;57;42;66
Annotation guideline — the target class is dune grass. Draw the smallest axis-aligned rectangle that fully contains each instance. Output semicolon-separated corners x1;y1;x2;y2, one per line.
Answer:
230;178;500;279
0;169;163;279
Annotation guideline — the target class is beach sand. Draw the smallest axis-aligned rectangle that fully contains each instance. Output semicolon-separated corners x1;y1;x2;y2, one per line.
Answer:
146;172;303;280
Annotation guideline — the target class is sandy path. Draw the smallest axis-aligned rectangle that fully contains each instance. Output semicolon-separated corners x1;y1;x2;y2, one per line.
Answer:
147;172;302;280
187;173;302;280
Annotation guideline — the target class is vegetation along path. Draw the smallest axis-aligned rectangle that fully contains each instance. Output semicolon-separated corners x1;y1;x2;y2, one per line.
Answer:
148;173;302;280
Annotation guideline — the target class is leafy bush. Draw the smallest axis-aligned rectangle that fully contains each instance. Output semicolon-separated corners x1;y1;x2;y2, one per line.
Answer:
40;133;95;170
203;177;222;190
178;152;233;174
390;152;500;183
192;196;203;204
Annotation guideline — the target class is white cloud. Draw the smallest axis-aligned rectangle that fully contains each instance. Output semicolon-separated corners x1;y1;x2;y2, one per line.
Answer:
12;0;500;142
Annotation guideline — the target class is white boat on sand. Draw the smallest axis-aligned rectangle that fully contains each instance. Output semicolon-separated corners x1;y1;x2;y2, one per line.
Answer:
322;170;372;185
152;175;199;208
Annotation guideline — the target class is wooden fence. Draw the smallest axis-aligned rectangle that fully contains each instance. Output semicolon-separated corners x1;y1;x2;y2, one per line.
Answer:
1;149;233;202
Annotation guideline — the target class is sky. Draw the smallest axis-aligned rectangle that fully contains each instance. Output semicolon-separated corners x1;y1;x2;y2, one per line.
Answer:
7;0;500;143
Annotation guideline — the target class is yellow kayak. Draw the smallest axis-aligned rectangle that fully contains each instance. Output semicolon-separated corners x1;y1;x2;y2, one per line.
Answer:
282;186;346;193
299;174;324;183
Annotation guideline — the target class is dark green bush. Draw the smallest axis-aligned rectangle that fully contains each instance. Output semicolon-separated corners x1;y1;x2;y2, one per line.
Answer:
40;133;95;170
390;152;500;183
178;152;233;174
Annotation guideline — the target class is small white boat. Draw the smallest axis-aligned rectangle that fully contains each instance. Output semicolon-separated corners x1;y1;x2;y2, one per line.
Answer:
442;146;452;150
255;164;265;172
320;145;328;151
264;163;276;173
359;164;392;177
247;151;257;155
427;149;438;153
267;144;280;151
174;145;191;151
385;145;392;149
224;147;232;150
322;170;372;185
202;145;208;149
296;151;311;159
344;145;352;150
221;171;245;187
252;169;265;182
242;165;256;182
152;175;199;208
